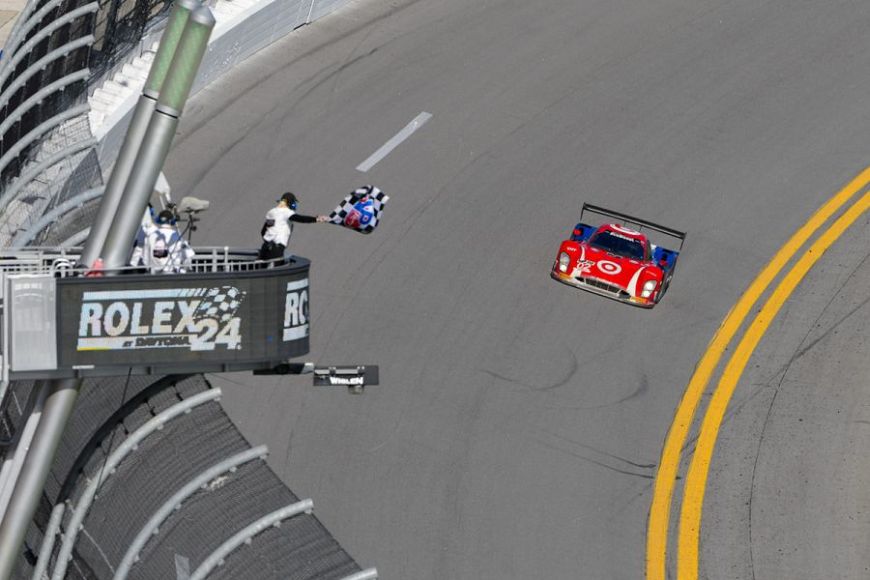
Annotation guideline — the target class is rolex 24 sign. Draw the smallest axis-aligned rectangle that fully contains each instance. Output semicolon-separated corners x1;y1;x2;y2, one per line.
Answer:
283;279;309;341
77;286;245;352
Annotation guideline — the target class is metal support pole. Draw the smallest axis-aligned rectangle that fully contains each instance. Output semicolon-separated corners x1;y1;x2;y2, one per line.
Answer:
0;379;80;580
79;0;200;268
100;5;215;270
0;384;50;522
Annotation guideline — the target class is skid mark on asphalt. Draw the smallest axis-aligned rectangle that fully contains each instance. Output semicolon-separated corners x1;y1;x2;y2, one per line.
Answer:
478;368;526;387
648;170;870;580
175;0;430;148
477;348;578;391
365;400;408;454
733;252;870;397
791;274;870;360
316;148;499;355
678;383;777;459
602;373;650;407
542;429;657;470
538;373;652;411
183;133;249;204
536;350;580;391
742;250;870;580
678;192;870;579
271;47;381;138
181;47;380;194
533;436;654;480
747;379;778;580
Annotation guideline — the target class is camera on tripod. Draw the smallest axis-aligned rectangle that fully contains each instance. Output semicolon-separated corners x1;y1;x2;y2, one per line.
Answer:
166;196;210;242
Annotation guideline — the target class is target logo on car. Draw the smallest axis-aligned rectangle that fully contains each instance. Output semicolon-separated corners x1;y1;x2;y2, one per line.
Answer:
596;260;622;275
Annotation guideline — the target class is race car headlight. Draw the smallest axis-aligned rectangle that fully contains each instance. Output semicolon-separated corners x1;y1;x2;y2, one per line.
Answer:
558;252;571;272
641;280;657;298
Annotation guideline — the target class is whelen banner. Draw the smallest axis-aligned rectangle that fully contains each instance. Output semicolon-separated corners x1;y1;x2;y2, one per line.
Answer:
5;258;311;379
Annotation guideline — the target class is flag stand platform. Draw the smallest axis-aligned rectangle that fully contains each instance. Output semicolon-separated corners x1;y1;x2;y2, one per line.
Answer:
0;247;311;388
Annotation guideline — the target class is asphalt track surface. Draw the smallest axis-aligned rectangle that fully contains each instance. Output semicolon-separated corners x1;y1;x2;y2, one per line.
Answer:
164;0;870;577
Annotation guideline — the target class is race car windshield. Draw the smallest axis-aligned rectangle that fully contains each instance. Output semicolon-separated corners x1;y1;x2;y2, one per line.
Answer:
589;231;646;260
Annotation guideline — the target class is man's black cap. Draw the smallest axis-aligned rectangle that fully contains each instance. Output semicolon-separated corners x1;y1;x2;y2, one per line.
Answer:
278;192;298;207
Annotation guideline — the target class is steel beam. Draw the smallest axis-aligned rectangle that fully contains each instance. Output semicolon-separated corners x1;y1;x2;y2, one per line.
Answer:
29;504;64;580
0;104;90;181
0;379;80;580
0;3;98;94
0;36;95;112
0;384;48;521
0;0;38;81
0;137;97;224
11;187;103;248
0;0;75;81
0;70;90;137
188;500;314;580
113;446;268;579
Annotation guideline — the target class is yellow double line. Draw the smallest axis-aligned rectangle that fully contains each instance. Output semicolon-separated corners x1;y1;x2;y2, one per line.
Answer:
647;167;870;580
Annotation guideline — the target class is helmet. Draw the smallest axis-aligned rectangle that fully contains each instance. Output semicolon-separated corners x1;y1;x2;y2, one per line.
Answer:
279;192;298;210
155;209;175;224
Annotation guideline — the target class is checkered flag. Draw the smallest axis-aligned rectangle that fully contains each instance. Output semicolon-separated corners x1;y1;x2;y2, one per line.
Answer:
196;286;246;322
327;185;389;234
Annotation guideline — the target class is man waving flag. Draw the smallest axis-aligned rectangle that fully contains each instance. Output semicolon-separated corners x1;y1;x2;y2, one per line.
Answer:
327;185;389;234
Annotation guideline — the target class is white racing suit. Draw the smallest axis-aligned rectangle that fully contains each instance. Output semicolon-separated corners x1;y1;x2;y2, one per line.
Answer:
142;224;195;274
130;207;157;268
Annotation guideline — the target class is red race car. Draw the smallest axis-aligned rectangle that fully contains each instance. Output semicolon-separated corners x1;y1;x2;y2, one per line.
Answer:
551;204;686;308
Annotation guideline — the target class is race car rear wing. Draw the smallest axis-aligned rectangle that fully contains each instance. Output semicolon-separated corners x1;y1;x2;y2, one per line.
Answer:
580;203;687;251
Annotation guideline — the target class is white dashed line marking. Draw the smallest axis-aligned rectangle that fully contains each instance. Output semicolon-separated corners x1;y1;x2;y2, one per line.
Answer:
356;112;432;172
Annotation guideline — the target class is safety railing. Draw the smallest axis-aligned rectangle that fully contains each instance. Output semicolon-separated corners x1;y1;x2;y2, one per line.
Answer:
0;246;295;277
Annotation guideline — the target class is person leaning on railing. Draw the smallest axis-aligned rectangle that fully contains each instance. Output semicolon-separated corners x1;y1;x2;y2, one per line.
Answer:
259;192;328;263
